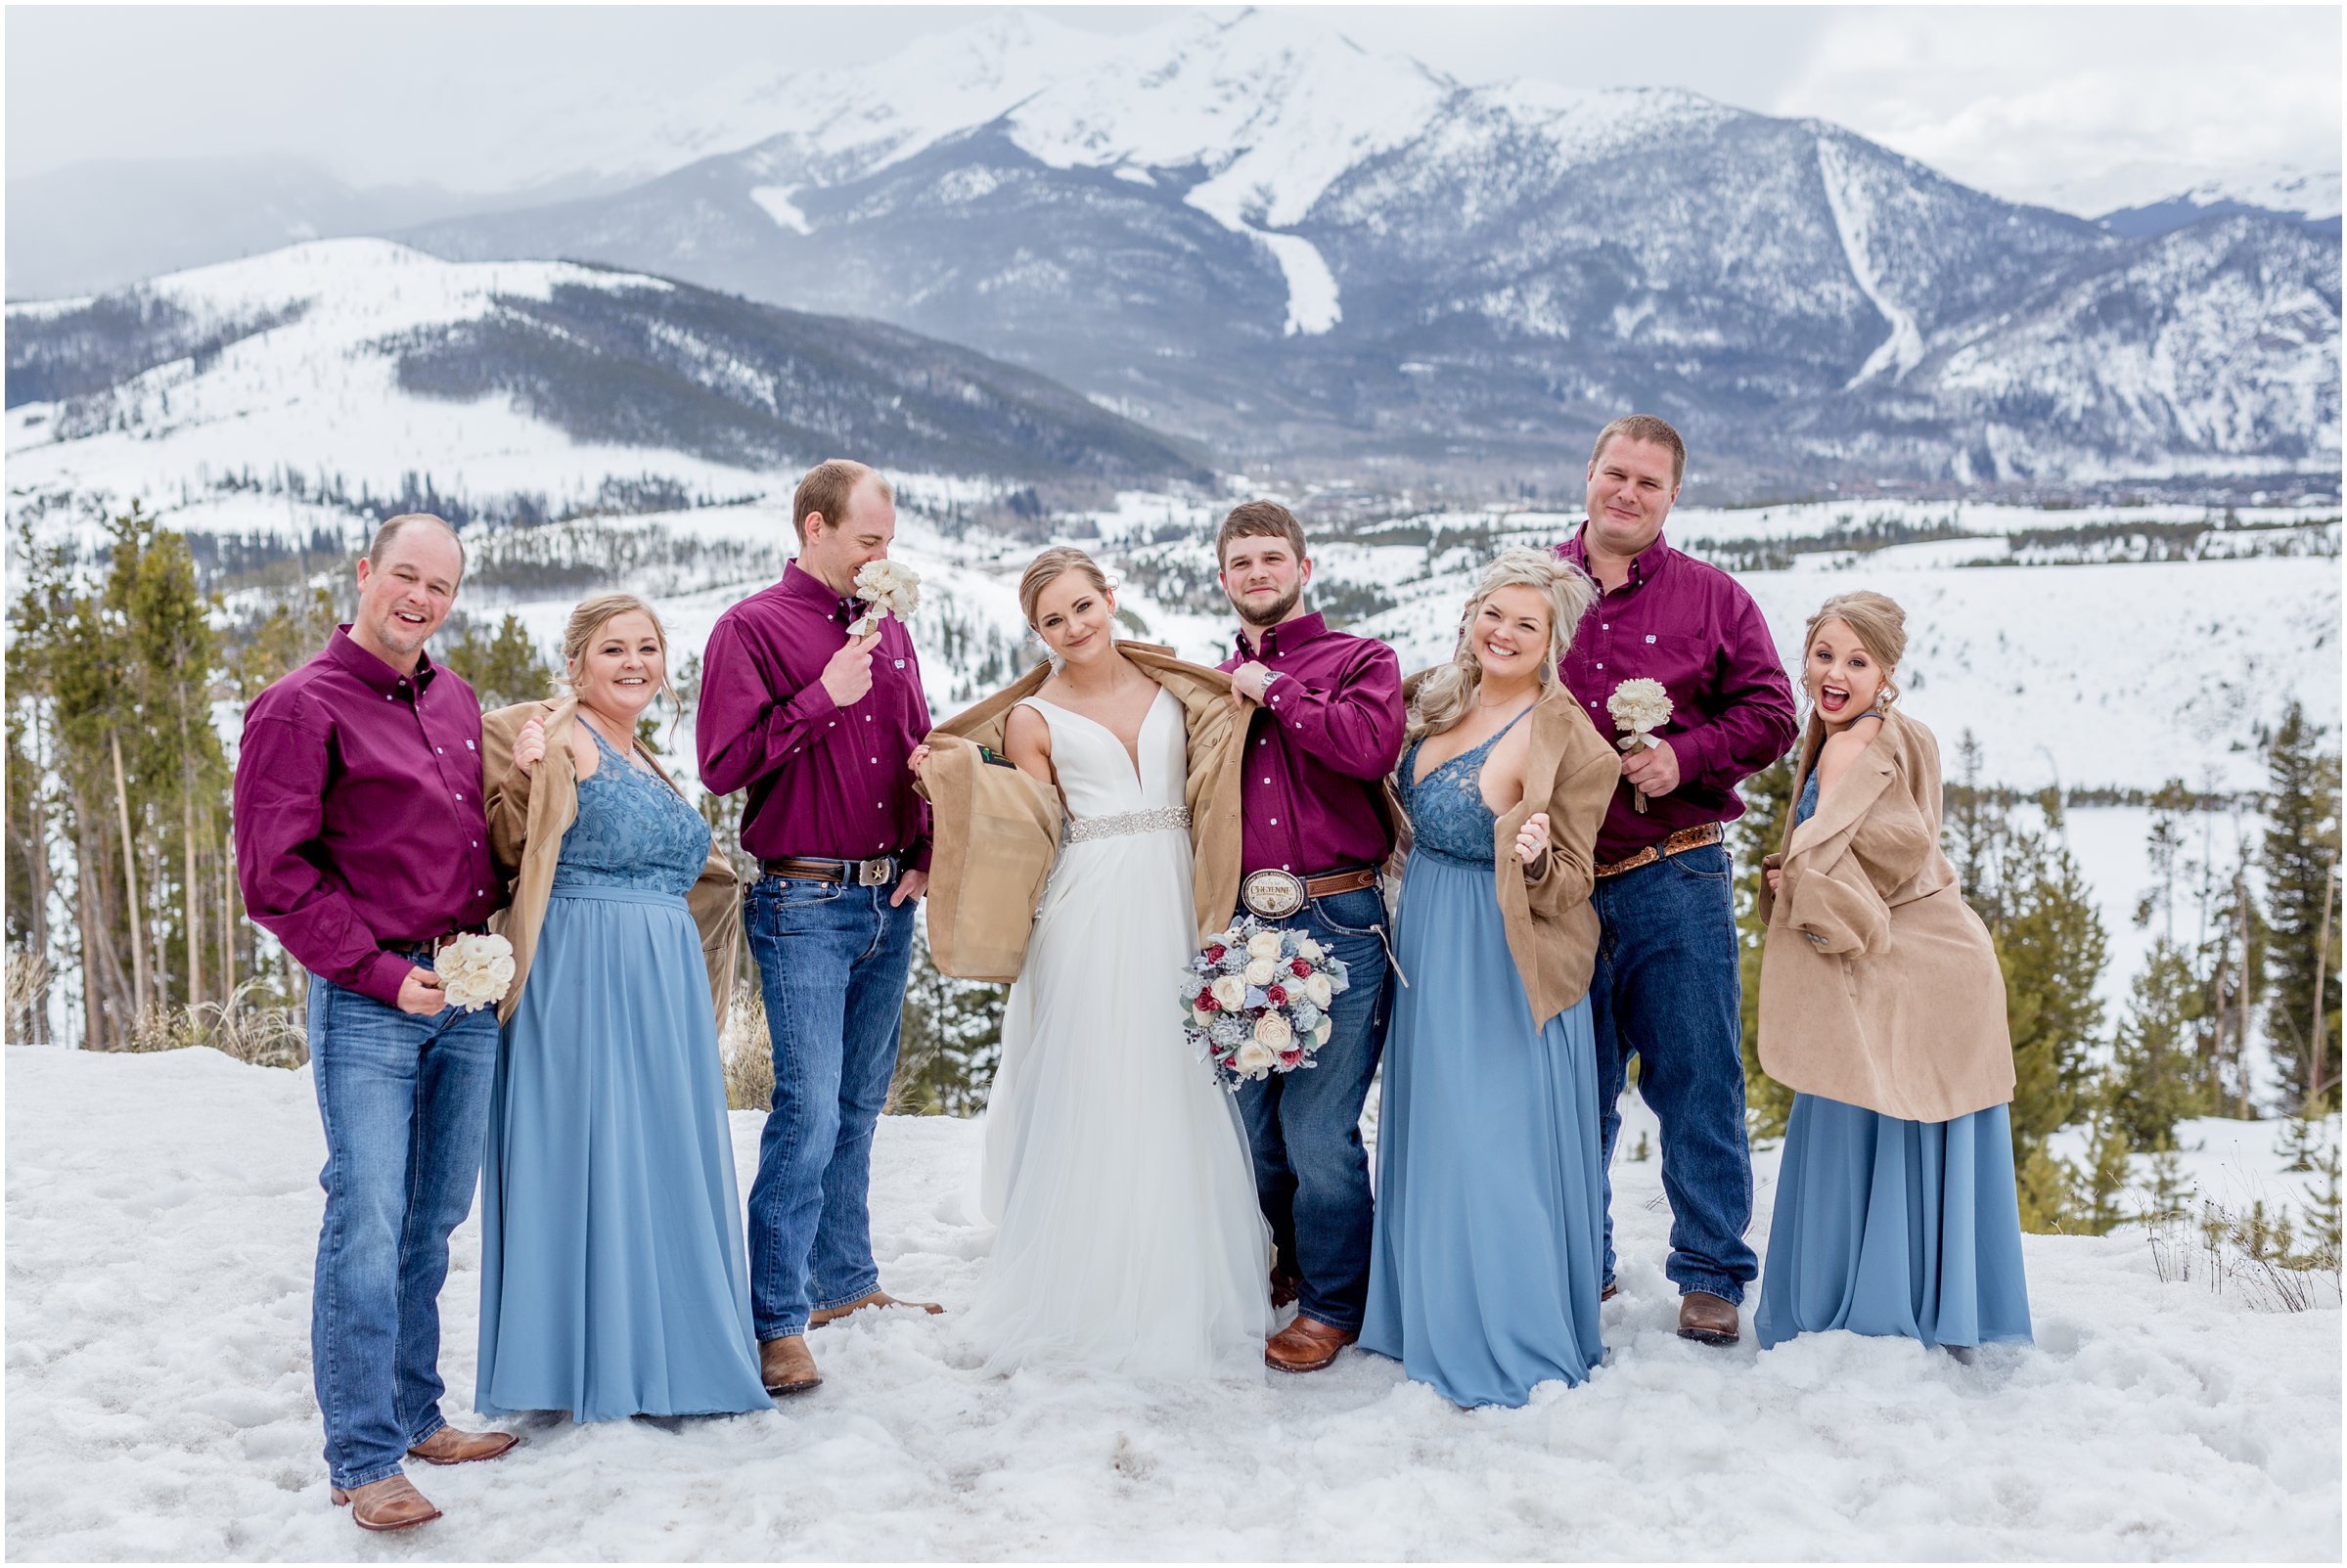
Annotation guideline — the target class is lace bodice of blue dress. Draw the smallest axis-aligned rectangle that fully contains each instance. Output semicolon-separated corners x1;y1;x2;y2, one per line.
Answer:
1796;767;1821;827
551;723;710;897
1394;707;1531;866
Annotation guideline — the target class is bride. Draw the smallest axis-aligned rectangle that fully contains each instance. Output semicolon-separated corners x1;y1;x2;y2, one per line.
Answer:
916;547;1270;1378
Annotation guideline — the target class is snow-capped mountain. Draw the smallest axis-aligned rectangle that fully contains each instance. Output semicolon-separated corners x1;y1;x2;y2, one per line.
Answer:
391;7;2339;487
3;240;1206;528
2100;166;2344;239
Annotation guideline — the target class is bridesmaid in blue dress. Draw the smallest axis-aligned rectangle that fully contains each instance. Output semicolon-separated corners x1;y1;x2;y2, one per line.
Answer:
1361;550;1621;1408
1754;591;2031;1352
475;595;770;1421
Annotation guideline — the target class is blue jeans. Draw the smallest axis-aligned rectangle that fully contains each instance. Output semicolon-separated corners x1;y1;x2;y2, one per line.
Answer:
306;962;499;1490
743;875;918;1341
1588;840;1757;1304
1236;885;1393;1333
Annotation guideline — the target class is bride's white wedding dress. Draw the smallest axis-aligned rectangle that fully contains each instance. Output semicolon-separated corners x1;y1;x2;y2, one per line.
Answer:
963;684;1272;1379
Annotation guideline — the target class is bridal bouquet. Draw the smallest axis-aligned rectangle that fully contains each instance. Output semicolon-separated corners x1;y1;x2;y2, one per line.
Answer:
436;931;517;1012
1606;677;1673;814
1179;917;1351;1091
847;559;922;638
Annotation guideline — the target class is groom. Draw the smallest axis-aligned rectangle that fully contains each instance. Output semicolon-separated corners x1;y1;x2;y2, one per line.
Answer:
698;458;938;1398
1216;500;1407;1372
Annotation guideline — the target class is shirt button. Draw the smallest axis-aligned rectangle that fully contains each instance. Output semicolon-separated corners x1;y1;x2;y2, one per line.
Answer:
455;791;464;800
1596;662;1603;670
435;746;443;753
1602;623;1608;630
472;841;478;848
1262;777;1273;784
1270;817;1279;826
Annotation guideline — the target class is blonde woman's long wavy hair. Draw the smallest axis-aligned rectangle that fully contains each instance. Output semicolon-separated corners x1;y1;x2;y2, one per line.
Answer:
1408;548;1599;742
1794;589;1907;763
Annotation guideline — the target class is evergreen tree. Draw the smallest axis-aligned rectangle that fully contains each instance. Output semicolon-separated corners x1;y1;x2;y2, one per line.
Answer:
439;611;556;711
890;940;1005;1116
2079;1098;2136;1234
1733;756;1797;1141
2102;939;2207;1150
2261;701;2342;1110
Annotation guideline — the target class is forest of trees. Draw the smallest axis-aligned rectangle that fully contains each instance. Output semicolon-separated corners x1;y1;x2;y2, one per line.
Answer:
4;511;2339;1257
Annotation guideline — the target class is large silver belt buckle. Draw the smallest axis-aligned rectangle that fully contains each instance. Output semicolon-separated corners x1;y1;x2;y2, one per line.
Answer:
1241;869;1307;920
856;857;894;887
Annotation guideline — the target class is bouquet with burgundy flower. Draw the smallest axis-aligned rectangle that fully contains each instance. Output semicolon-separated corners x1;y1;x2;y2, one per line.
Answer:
1178;916;1350;1091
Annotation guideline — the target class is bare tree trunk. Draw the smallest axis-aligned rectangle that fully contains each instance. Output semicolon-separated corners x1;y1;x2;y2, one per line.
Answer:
2313;857;2336;1111
26;782;53;1046
2238;876;2254;1114
183;792;202;1010
110;732;148;1020
219;824;235;1001
72;807;106;1052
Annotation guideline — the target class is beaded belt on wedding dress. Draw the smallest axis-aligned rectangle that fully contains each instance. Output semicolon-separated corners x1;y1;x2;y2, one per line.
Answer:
1061;805;1192;843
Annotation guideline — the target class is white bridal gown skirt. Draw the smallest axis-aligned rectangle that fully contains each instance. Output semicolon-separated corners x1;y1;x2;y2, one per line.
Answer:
965;826;1272;1380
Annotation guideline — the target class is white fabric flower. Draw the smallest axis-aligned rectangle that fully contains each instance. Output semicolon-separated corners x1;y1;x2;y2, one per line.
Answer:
1243;957;1279;986
1235;1041;1278;1074
1209;973;1248;1010
436;931;517;1012
1606;677;1672;739
1314;1018;1332;1047
1295;937;1325;962
1254;1012;1293;1052
1245;931;1285;961
1303;972;1334;1008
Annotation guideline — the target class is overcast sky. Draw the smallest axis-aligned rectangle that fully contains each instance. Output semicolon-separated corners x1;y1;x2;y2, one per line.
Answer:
6;4;2338;215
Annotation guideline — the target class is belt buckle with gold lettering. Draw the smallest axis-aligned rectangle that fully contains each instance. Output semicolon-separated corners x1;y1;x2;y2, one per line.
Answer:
1241;869;1306;920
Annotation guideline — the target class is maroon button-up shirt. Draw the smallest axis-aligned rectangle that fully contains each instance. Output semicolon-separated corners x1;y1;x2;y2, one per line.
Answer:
1219;612;1405;877
1557;527;1798;864
233;627;499;1008
697;560;933;869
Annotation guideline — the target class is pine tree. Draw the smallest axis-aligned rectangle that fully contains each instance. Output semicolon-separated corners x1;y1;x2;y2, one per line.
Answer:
439;611;556;711
1733;756;1797;1141
2103;939;2206;1150
2261;701;2342;1111
2080;1095;2137;1234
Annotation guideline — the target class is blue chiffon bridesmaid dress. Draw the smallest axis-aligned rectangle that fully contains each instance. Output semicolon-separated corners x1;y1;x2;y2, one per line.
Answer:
1754;767;2034;1352
476;724;769;1420
1359;713;1607;1407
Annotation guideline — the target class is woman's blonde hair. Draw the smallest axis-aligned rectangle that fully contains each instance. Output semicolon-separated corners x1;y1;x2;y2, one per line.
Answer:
1017;546;1115;666
562;592;677;707
1796;589;1907;758
1408;548;1598;741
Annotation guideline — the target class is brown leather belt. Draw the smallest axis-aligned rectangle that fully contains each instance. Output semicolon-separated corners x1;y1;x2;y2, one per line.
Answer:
1303;867;1379;898
761;854;901;887
380;924;488;960
1594;821;1723;879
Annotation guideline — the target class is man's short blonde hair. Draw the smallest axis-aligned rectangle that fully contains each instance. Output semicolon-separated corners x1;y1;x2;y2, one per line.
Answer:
791;459;894;542
1589;415;1687;490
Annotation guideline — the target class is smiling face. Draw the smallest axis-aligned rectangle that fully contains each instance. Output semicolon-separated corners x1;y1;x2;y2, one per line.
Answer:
1804;617;1891;729
572;609;667;728
1028;569;1117;670
351;521;464;672
1467;583;1554;688
1583;434;1680;560
1217;531;1311;631
799;475;897;597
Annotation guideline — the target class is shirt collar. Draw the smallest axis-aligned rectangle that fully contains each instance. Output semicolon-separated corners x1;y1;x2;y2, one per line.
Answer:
1562;525;1672;590
327;625;437;696
782;558;858;622
1238;611;1329;661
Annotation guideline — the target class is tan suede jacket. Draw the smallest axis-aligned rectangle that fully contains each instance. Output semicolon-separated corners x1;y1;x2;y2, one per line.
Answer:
918;645;1250;982
1757;707;2014;1121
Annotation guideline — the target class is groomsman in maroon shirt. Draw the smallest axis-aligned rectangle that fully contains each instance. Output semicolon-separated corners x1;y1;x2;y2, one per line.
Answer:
236;514;519;1532
1216;500;1408;1372
697;459;939;1399
1554;415;1797;1347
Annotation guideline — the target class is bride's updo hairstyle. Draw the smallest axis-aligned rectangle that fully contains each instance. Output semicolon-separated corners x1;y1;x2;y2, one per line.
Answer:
1017;547;1116;665
1408;548;1598;742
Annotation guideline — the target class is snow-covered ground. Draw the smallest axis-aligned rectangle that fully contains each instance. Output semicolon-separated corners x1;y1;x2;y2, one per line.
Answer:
7;1047;2339;1561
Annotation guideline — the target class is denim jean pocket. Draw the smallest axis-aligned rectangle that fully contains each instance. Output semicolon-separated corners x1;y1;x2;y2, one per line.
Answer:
1310;887;1388;938
763;874;845;907
1666;843;1732;883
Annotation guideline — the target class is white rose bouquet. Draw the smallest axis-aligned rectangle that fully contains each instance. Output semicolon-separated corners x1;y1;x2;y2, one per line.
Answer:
1179;915;1352;1090
847;559;922;638
1606;677;1674;814
436;931;517;1012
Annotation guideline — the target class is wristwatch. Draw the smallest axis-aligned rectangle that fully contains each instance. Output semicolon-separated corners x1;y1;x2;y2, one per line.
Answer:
1256;668;1283;700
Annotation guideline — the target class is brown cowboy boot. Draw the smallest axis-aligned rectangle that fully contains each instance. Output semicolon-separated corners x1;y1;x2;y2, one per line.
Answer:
760;1334;822;1395
1264;1315;1359;1373
330;1474;441;1532
1676;1290;1740;1347
406;1425;519;1465
808;1288;944;1327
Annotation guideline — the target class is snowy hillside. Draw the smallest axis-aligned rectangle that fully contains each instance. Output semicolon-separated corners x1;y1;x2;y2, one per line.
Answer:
3;240;1205;532
6;1046;2336;1561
